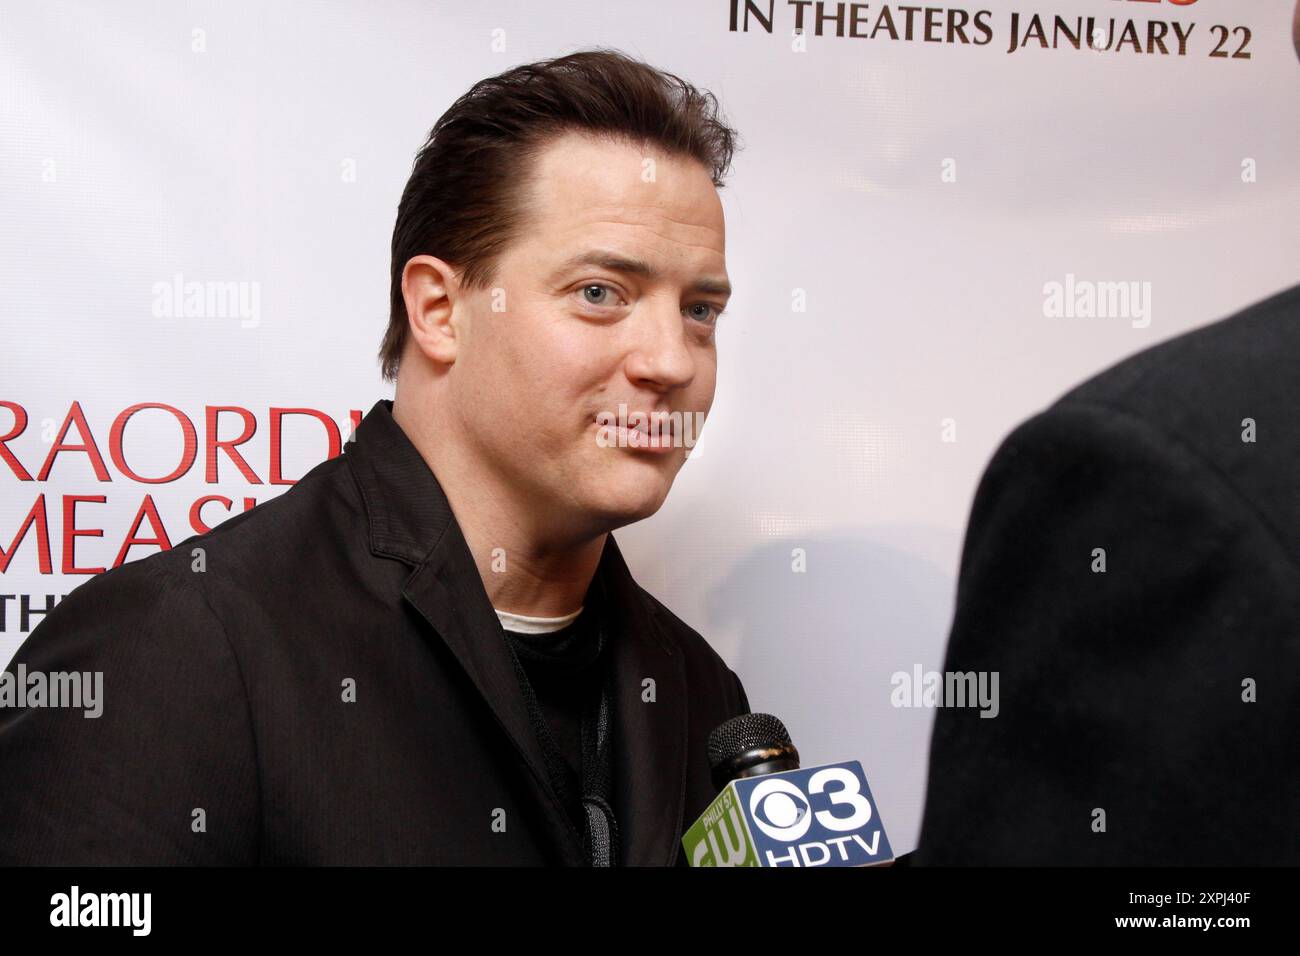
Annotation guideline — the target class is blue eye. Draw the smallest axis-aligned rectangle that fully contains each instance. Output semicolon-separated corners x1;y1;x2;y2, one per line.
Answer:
686;302;725;325
582;284;613;306
577;284;724;327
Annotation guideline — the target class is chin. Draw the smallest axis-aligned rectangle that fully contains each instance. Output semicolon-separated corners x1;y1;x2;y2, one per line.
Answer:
589;474;672;525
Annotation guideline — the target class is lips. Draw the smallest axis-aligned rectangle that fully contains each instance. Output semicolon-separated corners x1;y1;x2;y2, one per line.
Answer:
638;413;675;440
595;412;676;440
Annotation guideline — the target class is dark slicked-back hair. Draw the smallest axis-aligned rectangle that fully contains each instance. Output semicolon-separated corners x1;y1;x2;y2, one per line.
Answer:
379;48;741;381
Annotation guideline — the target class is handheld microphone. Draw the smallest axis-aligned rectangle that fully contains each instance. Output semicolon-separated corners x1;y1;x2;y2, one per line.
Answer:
682;713;895;867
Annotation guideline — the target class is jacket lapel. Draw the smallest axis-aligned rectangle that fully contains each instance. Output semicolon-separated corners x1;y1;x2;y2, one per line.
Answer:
346;399;690;866
595;536;690;866
401;521;589;867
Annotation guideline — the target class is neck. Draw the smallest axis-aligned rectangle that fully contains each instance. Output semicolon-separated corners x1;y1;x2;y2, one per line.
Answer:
392;394;606;618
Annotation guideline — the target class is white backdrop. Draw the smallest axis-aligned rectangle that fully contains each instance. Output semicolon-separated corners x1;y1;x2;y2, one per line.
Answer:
3;0;1298;854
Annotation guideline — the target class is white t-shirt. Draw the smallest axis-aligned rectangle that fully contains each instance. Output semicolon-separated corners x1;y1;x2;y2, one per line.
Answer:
493;606;584;635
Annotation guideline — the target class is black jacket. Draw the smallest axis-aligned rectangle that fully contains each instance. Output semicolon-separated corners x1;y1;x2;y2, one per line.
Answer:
915;283;1300;865
0;399;750;865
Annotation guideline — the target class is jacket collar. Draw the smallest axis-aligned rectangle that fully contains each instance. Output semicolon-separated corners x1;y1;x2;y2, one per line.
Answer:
344;400;690;866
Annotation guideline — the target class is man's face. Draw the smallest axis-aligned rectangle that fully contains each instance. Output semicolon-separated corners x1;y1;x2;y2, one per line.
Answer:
448;131;730;539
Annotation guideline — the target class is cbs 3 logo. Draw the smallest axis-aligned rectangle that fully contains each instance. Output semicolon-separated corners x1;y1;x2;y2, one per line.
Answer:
747;768;873;842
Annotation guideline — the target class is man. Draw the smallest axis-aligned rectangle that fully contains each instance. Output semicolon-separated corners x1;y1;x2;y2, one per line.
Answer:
914;282;1300;865
0;49;750;865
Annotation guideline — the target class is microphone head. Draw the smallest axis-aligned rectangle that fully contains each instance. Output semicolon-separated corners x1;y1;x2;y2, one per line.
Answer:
707;713;801;791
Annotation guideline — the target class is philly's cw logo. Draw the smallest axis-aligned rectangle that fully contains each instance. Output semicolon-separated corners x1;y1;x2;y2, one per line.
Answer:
684;762;893;867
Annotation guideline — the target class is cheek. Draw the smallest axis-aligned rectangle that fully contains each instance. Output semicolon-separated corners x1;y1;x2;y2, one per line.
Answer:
509;360;608;453
529;347;616;429
691;360;719;414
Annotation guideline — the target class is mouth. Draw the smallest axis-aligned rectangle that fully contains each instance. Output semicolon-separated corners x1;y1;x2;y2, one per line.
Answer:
593;411;679;452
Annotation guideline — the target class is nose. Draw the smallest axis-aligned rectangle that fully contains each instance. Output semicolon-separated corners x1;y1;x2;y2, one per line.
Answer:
623;297;699;391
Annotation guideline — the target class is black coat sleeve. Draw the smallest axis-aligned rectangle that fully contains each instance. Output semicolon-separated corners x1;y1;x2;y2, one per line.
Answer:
0;558;260;864
914;400;1298;865
728;667;751;716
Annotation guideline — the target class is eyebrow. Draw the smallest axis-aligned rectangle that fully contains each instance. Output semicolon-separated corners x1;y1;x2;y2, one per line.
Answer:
550;249;732;298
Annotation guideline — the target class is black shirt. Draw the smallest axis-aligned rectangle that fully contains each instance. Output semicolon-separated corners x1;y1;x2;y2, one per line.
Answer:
500;605;605;840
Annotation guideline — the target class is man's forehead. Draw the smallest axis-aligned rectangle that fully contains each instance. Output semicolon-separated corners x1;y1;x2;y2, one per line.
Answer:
524;134;725;239
530;130;692;187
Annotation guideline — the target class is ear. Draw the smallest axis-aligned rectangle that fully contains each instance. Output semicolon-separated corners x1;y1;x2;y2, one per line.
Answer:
401;255;461;365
